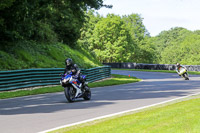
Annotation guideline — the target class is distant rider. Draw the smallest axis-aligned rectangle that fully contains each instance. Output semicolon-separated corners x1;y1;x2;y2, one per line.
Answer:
64;58;86;89
175;63;186;76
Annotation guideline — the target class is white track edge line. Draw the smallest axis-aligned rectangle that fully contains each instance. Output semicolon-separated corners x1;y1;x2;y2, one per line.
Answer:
39;92;200;133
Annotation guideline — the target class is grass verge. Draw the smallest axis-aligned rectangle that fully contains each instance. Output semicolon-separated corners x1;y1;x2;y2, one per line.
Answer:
112;68;200;75
0;74;140;99
50;94;200;133
0;41;102;70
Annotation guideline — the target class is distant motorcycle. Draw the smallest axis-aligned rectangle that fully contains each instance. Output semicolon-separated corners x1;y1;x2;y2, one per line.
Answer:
177;66;189;80
60;72;91;102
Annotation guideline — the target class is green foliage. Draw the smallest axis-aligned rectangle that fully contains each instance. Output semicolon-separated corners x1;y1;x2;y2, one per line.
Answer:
78;10;103;49
89;14;134;63
122;14;150;40
0;41;102;70
2;0;200;67
78;12;156;63
153;27;192;51
0;0;15;10
0;0;110;71
122;14;156;63
193;30;200;35
153;27;200;65
0;0;111;46
0;51;22;70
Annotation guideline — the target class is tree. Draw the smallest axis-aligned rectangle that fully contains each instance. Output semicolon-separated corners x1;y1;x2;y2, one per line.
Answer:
89;14;134;63
122;14;150;40
0;0;111;46
152;27;192;63
153;27;200;65
122;14;155;63
78;10;102;49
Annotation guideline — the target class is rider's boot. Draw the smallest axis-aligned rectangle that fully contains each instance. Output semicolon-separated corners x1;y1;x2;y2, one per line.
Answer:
81;81;89;91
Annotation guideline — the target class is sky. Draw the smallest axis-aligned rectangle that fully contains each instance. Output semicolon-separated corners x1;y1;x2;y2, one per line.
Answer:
97;0;200;36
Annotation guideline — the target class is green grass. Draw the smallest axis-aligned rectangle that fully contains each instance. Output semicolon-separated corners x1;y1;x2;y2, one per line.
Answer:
89;74;140;88
0;74;140;99
50;95;200;133
0;41;102;70
113;68;200;75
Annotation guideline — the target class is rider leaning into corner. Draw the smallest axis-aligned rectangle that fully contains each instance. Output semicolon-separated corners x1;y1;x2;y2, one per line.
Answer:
175;62;189;80
176;63;185;76
176;63;186;75
64;58;87;89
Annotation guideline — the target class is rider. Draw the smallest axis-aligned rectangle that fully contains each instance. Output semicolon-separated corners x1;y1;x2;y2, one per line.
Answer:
64;58;86;89
176;63;186;75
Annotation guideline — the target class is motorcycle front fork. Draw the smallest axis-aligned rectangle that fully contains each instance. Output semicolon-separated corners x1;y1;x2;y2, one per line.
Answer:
182;73;189;80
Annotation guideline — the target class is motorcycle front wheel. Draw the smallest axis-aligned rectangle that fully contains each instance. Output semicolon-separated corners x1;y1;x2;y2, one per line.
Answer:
64;86;76;102
183;73;189;80
83;85;91;100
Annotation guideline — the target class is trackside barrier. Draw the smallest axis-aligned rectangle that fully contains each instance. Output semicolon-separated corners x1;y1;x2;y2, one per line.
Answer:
103;63;200;71
0;66;111;91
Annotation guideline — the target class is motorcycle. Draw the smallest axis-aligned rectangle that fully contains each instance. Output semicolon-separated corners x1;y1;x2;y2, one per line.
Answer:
177;66;189;80
60;71;91;102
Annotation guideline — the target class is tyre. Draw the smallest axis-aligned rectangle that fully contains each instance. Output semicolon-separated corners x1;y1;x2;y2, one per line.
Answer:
83;85;91;100
183;73;189;80
64;86;76;102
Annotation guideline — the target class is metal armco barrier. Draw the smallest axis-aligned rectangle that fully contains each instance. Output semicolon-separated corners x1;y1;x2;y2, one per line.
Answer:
103;63;200;71
0;66;111;91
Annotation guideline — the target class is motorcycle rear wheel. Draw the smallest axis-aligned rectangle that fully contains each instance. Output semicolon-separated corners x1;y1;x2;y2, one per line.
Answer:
64;86;76;102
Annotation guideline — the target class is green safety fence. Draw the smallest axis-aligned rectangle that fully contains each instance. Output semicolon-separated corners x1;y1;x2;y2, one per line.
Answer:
0;66;111;91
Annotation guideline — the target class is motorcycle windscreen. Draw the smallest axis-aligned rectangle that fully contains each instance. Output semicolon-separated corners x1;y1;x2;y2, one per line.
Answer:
179;67;186;75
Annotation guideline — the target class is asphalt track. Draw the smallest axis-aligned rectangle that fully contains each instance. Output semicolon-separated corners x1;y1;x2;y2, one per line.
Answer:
0;70;200;133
